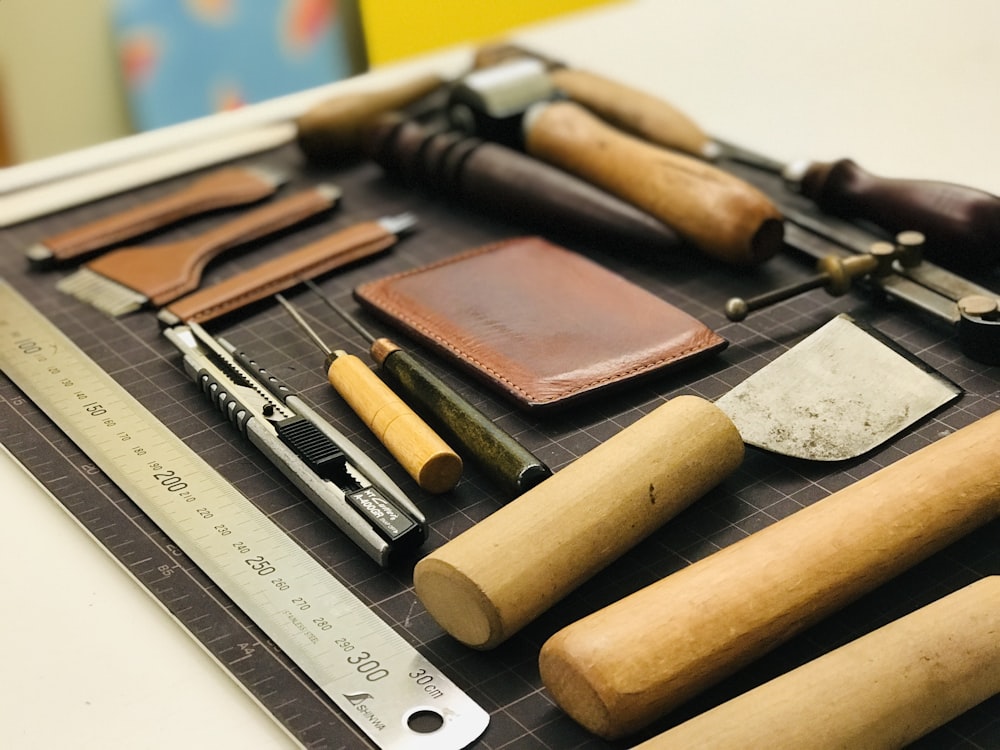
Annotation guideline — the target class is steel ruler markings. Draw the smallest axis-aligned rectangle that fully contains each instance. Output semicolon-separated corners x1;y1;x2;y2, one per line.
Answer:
0;385;358;749
0;281;489;750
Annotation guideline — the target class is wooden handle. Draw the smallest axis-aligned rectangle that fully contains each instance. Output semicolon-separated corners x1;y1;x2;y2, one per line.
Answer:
326;352;462;494
296;73;446;166
798;158;1000;272
539;409;1000;739
36;167;281;266
473;43;713;157
413;396;744;649
549;68;713;158
636;576;1000;750
524;101;784;265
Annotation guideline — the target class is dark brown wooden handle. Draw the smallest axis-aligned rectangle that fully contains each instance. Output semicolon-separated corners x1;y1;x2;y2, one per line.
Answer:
524;101;784;265
37;167;282;265
295;73;446;166
799;158;1000;271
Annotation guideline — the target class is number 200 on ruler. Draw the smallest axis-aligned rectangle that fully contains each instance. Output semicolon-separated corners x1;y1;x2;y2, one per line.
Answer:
0;281;489;750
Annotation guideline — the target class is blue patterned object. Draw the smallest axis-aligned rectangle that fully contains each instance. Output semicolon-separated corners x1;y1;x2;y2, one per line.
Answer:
113;0;355;130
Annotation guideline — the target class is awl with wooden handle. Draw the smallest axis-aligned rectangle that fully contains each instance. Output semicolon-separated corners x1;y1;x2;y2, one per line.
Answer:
538;408;1000;740
276;294;463;495
448;59;784;265
634;576;1000;750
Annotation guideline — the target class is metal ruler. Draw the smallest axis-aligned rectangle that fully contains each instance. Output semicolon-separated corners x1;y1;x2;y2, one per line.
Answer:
0;280;489;750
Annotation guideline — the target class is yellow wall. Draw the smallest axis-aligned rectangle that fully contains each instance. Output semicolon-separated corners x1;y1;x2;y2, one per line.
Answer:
359;1;614;64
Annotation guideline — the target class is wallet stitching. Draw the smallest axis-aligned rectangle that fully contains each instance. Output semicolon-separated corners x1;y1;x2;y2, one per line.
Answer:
358;237;725;404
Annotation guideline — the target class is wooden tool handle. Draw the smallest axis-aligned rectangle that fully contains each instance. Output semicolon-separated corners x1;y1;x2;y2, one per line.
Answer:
326;352;462;494
296;73;446;166
524;101;784;265
36;167;282;266
539;409;1000;740
635;576;1000;750
798;158;1000;271
548;68;713;158
412;396;744;649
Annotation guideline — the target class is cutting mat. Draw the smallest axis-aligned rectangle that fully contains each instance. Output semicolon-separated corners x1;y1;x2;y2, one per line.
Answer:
1;140;998;749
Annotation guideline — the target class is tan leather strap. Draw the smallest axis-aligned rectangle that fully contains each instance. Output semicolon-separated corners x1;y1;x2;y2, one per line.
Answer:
160;220;397;325
84;185;339;306
40;167;283;263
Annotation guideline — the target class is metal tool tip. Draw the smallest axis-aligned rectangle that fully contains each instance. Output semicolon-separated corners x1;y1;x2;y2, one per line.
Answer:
724;297;749;322
25;244;55;270
245;165;290;188
378;212;418;236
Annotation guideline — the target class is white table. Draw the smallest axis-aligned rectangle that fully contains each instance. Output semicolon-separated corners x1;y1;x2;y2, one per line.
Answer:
2;1;998;747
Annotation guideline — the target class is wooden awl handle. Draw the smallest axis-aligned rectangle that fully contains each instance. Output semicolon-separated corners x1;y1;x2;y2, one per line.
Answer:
524;101;784;265
413;396;744;649
326;352;462;494
635;576;1000;750
539;408;1000;739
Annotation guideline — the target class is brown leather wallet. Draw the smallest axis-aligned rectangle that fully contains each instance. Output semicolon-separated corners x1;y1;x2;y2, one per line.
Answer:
354;237;727;411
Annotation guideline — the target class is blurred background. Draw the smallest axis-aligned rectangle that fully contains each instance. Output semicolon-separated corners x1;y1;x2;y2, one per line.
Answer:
0;0;610;166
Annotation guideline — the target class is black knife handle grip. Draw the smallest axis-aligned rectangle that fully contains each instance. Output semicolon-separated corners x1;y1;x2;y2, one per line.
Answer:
798;158;1000;272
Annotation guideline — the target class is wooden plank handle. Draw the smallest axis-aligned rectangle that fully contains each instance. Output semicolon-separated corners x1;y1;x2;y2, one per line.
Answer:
539;409;1000;740
413;396;744;649
326;352;462;494
523;101;784;265
636;576;1000;750
549;68;713;158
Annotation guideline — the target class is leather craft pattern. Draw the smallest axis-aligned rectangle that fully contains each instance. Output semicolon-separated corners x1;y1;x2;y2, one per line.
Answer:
354;236;727;411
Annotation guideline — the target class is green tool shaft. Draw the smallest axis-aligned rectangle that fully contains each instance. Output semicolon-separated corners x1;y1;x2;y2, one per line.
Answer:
375;341;551;497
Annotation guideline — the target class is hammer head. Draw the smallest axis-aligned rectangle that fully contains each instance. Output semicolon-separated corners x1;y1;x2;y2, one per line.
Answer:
448;58;563;148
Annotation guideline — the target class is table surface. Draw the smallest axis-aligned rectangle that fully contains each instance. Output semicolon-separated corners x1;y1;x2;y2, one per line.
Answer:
2;2;999;748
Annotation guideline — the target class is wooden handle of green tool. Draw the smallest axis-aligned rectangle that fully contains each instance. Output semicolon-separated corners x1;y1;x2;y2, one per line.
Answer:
413;396;745;649
635;575;1000;750
326;352;462;494
539;409;1000;740
523;100;784;265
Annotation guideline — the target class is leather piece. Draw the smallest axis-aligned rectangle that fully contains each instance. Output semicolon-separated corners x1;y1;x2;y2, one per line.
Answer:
82;186;338;306
40;167;282;264
160;221;396;324
354;237;727;411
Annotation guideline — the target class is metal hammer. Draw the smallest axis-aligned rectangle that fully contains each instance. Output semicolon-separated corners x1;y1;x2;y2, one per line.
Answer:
447;58;784;266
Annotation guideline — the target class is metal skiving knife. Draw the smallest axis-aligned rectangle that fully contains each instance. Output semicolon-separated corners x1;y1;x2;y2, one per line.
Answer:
714;313;962;460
